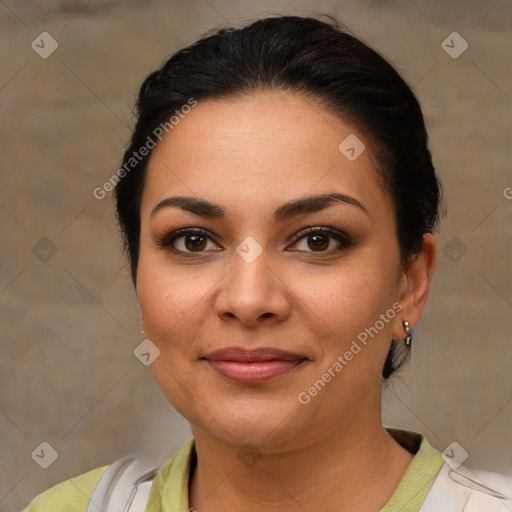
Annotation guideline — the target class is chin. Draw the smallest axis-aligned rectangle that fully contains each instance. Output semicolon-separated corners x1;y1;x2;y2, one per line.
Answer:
154;367;322;450
194;395;311;450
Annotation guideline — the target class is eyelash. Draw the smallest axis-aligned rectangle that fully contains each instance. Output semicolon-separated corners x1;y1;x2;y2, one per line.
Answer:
155;226;354;257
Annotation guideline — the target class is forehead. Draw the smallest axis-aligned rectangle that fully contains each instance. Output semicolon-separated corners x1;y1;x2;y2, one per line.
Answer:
141;91;391;219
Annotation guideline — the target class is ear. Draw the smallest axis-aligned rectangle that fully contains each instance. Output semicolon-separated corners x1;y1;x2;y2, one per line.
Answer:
392;233;437;339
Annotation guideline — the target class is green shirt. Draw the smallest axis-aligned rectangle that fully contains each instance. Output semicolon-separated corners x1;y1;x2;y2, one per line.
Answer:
23;429;444;511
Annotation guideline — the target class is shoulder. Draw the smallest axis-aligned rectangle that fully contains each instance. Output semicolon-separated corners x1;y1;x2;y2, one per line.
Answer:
420;462;512;511
22;466;108;512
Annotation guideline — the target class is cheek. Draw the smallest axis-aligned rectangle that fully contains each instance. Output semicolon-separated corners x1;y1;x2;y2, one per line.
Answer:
293;263;400;396
138;270;207;347
293;258;395;338
136;263;209;416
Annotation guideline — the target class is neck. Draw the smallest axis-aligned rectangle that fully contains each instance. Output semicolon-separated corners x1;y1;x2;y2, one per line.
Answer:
188;409;414;512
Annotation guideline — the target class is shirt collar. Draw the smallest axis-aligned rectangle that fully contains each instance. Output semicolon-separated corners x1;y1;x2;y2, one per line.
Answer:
147;429;444;512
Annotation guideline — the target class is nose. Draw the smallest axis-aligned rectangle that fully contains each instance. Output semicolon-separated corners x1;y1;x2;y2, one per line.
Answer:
215;247;291;327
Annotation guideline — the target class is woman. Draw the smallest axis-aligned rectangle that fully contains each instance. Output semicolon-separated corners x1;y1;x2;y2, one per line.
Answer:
24;14;511;512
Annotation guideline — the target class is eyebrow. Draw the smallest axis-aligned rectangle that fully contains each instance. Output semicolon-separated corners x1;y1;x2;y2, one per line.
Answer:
150;192;369;222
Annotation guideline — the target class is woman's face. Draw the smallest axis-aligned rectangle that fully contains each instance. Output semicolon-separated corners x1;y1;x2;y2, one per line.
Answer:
136;91;411;451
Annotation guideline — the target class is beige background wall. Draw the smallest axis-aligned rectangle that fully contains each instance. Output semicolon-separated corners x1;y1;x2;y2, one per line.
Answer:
1;0;511;509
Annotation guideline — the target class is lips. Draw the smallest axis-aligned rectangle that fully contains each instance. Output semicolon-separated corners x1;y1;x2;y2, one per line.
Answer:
202;347;307;384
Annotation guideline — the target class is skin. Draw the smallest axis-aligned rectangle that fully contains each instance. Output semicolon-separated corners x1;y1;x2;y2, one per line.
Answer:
136;90;437;511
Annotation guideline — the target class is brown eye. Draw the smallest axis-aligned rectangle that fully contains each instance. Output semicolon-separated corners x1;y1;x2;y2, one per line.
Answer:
183;234;207;251
307;233;330;251
156;228;221;255
289;227;354;254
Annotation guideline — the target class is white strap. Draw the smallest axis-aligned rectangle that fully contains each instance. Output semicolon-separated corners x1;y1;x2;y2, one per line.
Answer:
86;456;158;512
125;477;155;512
420;462;511;511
